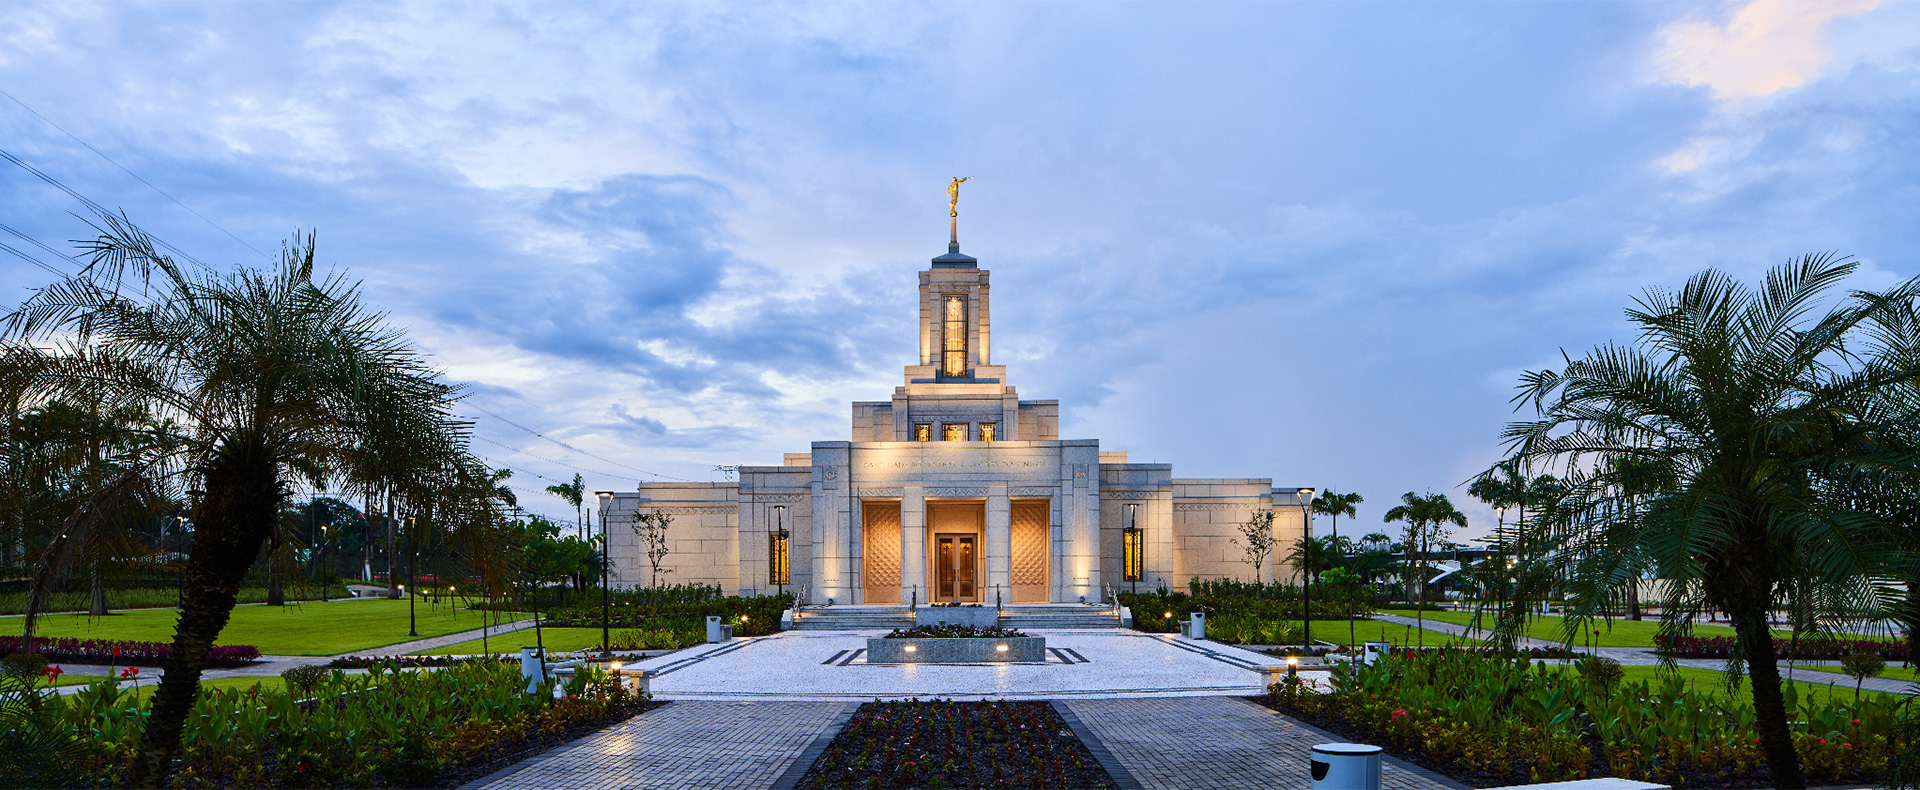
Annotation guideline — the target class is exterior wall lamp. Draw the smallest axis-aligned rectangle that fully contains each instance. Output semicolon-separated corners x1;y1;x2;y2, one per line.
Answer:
770;505;790;595
1122;502;1143;593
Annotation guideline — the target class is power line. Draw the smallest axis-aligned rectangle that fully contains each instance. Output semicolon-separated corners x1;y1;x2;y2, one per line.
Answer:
470;434;658;484
0;145;213;270
462;403;692;481
0;87;271;260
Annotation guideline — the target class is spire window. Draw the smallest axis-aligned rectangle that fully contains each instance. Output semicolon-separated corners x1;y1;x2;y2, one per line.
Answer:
941;295;967;377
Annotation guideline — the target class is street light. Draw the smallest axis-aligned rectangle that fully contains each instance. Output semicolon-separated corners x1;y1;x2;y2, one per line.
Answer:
596;491;614;659
1122;503;1142;594
1297;488;1315;653
406;515;418;637
770;506;790;596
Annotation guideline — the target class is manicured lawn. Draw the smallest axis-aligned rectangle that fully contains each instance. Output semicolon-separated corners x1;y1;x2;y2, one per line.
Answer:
4;598;527;656
1312;620;1486;647
1539;664;1900;708
415;626;612;656
1378;608;1892;648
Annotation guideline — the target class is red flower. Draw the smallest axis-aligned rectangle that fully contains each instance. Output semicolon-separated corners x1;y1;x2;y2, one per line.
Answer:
1852;719;1862;725
111;646;121;657
43;665;64;682
120;666;140;679
1391;709;1407;718
1818;739;1828;745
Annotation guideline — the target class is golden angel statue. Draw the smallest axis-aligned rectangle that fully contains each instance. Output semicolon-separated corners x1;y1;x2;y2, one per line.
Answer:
947;176;973;218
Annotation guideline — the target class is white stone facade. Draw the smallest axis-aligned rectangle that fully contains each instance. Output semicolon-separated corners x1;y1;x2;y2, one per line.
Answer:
604;241;1309;603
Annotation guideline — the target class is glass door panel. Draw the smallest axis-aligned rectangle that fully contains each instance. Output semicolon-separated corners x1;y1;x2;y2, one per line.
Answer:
957;536;975;598
937;537;955;599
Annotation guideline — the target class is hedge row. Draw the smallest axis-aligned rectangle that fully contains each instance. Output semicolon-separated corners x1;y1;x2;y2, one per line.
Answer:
0;635;261;668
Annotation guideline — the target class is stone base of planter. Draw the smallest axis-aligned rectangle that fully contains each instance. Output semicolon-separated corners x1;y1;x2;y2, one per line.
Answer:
914;607;1000;628
867;636;1047;663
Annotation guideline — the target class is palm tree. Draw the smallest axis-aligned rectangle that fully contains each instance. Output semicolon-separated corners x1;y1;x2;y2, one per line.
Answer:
547;472;585;540
1383;491;1468;646
1;217;504;788
1504;255;1920;789
1311;489;1362;554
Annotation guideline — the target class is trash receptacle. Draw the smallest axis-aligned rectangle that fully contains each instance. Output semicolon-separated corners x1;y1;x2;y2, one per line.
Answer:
1310;743;1382;790
519;646;546;694
705;615;733;643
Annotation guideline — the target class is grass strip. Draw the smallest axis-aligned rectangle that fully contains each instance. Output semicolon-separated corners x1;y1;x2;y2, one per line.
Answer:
5;598;527;655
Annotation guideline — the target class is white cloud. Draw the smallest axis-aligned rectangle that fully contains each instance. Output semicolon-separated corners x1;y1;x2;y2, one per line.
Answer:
1652;0;1880;104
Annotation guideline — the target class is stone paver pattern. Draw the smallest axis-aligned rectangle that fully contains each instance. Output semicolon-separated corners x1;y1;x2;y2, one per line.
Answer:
631;628;1295;701
1063;696;1463;790
461;700;852;790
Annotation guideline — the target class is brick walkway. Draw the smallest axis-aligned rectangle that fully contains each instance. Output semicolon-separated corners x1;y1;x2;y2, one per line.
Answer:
460;701;854;790
1061;696;1464;790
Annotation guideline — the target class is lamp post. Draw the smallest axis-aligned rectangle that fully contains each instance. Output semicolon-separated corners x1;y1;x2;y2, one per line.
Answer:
406;515;418;638
771;505;789;597
1297;487;1315;652
1123;502;1141;594
595;491;613;658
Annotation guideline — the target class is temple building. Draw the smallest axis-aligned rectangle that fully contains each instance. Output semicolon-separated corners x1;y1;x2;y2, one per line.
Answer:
601;236;1310;604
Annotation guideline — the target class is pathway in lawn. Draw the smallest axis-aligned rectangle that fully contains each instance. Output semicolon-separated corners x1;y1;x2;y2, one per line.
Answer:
47;617;541;694
1061;696;1461;790
1373;613;1916;696
459;700;853;790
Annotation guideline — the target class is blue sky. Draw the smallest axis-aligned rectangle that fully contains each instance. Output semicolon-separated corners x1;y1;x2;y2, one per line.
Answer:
2;1;1916;539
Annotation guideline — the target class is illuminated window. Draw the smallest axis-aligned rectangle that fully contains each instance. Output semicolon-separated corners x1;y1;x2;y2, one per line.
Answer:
1123;526;1144;582
942;295;967;377
769;530;790;585
914;423;932;442
942;423;968;441
979;423;996;441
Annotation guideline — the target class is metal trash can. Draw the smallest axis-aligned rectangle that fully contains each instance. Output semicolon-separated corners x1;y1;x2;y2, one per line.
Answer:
1362;640;1392;666
1179;611;1206;639
518;646;545;694
705;615;734;643
1310;743;1382;790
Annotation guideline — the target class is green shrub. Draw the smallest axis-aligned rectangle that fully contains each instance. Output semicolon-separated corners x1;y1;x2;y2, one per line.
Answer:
1577;655;1624;692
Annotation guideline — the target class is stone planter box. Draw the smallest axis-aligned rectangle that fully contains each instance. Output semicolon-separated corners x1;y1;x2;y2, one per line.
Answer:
914;607;999;628
867;636;1047;663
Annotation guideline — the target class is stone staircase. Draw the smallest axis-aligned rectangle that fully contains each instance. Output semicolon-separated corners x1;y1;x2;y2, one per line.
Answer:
792;605;915;631
997;605;1123;629
791;604;1122;631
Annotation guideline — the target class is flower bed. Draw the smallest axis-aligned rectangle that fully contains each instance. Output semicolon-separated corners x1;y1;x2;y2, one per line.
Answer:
0;635;259;668
795;700;1115;789
1263;648;1897;787
52;657;655;787
1657;634;1908;662
884;624;1028;639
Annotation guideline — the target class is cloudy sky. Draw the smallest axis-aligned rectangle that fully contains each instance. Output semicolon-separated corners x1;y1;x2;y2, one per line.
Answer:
2;1;1917;539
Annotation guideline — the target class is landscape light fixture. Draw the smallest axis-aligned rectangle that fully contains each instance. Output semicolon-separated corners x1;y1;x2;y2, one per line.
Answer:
596;491;615;658
1297;488;1315;652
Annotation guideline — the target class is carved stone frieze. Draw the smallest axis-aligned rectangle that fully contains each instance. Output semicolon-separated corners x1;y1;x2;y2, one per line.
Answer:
1008;487;1055;498
855;488;904;498
922;487;989;498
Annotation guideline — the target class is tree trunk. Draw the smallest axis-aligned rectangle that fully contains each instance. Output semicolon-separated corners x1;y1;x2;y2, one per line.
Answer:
1715;546;1804;790
265;528;285;607
127;450;279;789
385;495;400;599
1626;578;1642;621
1905;580;1920;669
90;564;109;617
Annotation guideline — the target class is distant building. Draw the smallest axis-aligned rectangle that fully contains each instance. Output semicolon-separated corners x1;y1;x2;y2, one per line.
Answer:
603;237;1310;603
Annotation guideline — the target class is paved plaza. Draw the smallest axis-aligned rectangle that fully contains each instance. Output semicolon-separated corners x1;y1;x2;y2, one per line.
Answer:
628;627;1319;701
1063;696;1462;790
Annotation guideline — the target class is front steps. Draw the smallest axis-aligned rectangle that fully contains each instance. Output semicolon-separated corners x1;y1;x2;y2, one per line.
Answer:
792;604;1122;631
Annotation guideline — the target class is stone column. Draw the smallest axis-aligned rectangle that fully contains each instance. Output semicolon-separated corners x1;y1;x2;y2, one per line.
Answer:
811;442;853;605
984;489;1012;606
901;487;927;607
